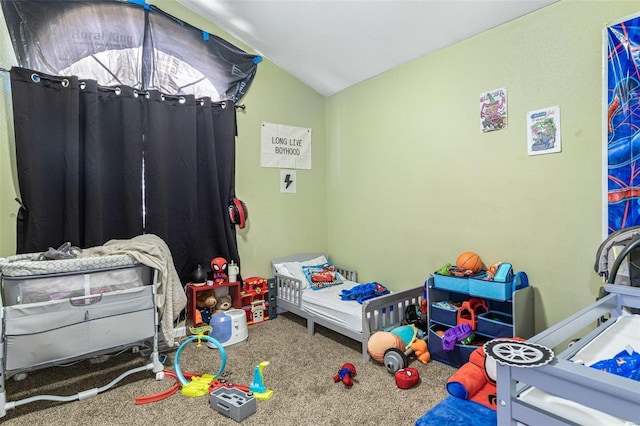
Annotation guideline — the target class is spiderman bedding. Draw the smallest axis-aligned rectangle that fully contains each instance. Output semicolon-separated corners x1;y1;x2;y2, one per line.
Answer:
340;282;390;304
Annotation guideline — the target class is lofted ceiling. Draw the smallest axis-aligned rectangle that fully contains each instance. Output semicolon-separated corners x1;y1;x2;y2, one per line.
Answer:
176;0;558;97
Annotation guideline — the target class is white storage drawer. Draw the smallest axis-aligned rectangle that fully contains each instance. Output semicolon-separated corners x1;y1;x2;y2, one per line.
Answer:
3;286;155;371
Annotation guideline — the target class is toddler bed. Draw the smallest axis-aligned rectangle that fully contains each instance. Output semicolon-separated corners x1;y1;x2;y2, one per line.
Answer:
494;283;640;425
272;253;424;360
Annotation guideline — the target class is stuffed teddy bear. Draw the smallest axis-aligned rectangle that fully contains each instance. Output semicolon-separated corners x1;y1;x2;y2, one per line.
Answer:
215;294;233;313
194;289;217;325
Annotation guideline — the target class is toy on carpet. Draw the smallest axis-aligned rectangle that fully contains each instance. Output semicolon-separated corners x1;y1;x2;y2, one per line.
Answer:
174;325;227;397
395;367;420;389
250;361;273;400
211;257;228;284
194;289;217;326
456;251;483;274
333;363;357;387
410;339;431;364
367;330;405;363
446;337;525;410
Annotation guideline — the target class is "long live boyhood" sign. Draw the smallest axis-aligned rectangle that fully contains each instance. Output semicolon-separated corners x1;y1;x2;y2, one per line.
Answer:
260;122;312;169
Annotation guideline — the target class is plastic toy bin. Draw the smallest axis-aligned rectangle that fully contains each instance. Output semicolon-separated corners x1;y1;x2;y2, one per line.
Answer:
468;271;528;301
477;311;513;338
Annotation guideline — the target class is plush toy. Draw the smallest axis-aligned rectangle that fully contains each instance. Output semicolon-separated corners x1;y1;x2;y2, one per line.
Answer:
333;363;357;387
367;331;405;363
446;337;524;410
215;294;233;313
211;257;228;284
410;339;431;364
194;289;217;325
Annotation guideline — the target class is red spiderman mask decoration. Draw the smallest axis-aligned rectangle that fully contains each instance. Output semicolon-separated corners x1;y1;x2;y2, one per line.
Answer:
211;257;228;283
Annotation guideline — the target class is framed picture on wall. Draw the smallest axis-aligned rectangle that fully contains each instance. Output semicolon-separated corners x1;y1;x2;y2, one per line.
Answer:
526;106;561;156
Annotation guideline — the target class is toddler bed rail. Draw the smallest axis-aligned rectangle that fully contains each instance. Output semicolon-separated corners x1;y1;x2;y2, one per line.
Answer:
272;254;423;360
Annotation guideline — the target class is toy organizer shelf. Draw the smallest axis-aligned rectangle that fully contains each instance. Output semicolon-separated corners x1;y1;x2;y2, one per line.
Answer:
426;275;534;368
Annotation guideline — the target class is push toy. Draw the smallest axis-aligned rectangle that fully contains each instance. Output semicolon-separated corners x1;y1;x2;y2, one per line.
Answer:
333;363;357;387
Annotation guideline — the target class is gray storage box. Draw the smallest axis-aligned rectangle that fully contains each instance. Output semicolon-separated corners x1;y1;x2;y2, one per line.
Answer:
210;387;256;422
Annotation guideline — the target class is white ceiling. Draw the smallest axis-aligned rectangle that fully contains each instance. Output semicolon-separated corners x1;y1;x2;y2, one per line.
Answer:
176;0;558;96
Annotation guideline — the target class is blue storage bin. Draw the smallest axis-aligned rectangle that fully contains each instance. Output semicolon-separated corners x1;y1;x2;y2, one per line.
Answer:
477;311;513;338
430;301;458;326
428;324;484;368
468;271;528;301
432;273;469;294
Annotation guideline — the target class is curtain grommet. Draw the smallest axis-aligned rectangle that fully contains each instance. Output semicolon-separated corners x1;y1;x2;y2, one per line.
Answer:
30;73;40;83
61;79;69;88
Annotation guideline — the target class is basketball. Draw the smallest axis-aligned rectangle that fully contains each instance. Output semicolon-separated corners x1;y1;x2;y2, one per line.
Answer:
456;251;483;273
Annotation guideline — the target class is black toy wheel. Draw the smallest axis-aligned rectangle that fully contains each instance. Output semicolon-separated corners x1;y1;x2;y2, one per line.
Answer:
384;348;408;374
484;340;554;368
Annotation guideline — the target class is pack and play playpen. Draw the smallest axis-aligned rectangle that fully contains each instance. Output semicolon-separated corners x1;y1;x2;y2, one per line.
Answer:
272;253;424;360
0;243;174;417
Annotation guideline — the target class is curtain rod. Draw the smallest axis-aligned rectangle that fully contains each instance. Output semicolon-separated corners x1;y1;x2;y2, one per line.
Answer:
2;68;247;109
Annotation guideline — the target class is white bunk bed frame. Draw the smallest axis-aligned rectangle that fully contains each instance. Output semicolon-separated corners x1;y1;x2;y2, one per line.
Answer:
496;284;640;426
272;253;424;360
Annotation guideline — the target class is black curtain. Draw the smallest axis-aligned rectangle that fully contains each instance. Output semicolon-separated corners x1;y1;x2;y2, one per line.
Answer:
10;66;239;283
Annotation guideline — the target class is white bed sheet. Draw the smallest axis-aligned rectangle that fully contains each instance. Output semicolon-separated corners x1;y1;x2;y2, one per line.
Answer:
518;314;640;425
301;281;364;333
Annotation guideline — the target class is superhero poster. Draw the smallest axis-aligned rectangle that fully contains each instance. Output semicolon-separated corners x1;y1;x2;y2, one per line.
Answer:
480;88;508;132
607;13;640;233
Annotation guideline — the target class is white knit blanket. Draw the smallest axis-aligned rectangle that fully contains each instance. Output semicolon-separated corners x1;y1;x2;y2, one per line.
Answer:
82;234;186;346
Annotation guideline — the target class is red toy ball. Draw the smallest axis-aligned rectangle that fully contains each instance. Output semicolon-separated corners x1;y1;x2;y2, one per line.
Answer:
456;252;483;273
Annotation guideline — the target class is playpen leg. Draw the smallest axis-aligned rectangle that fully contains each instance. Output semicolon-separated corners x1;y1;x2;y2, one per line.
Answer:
307;319;315;336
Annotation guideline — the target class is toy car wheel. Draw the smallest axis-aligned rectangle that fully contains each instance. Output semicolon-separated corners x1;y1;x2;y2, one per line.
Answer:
484;340;554;368
384;348;408;374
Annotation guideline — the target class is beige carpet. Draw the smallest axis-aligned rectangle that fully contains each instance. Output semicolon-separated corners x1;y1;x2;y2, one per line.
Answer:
1;313;455;425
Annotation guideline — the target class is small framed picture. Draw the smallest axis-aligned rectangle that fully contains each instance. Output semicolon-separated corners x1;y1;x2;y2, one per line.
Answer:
527;106;561;156
480;88;508;132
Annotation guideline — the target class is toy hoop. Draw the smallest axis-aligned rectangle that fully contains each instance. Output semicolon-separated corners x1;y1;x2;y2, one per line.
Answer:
173;335;227;385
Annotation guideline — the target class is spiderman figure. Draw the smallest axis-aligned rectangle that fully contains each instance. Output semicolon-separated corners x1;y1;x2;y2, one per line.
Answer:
333;363;357;387
211;257;228;284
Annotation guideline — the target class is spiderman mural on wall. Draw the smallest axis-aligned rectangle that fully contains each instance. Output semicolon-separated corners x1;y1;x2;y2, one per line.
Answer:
607;15;640;233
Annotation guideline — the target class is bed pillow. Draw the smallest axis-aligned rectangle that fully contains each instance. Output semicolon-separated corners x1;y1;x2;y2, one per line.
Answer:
301;262;344;290
273;255;328;289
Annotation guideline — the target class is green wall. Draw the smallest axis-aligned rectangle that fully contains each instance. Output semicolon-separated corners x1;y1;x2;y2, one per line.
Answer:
326;0;640;330
0;0;638;332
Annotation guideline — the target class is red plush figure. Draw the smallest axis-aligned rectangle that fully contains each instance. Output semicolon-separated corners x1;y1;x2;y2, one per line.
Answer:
446;337;525;410
333;363;357;387
211;257;228;284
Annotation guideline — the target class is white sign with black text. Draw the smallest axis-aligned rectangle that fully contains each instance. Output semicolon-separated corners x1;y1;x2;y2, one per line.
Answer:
280;169;297;193
260;122;312;169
